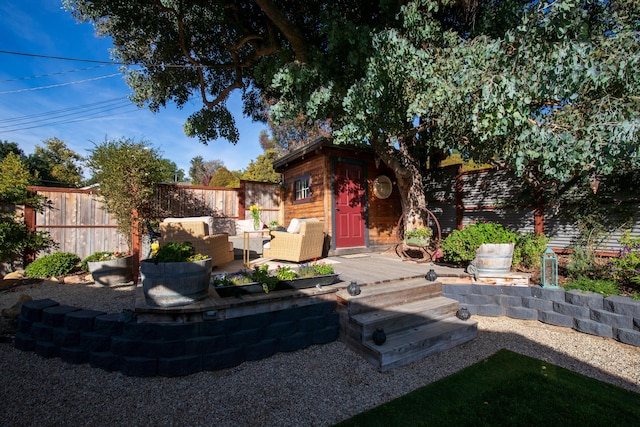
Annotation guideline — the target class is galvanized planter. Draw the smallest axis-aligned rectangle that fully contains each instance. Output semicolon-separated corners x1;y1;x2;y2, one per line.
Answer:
474;243;514;276
279;273;340;289
87;255;133;286
141;258;212;307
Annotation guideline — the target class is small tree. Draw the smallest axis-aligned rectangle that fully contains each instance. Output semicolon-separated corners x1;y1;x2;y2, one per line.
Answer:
87;137;167;250
0;153;56;269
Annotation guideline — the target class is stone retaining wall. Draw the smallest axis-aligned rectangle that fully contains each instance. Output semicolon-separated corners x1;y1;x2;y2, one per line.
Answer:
443;284;640;347
13;299;339;377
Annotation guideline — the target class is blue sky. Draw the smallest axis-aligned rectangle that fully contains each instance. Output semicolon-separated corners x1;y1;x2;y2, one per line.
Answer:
0;0;267;178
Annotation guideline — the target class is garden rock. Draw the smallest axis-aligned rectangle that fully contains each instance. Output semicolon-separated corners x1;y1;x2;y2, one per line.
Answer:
1;294;32;320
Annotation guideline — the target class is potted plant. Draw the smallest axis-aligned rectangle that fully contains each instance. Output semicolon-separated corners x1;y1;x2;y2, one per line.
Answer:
275;261;339;289
268;220;284;231
82;251;133;286
404;227;433;247
212;264;280;294
140;241;212;307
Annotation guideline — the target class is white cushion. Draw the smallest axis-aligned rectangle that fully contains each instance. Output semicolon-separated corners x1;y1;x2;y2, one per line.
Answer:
287;218;301;233
263;241;271;249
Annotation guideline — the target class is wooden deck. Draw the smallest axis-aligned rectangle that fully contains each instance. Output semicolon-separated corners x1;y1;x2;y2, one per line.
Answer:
240;251;468;286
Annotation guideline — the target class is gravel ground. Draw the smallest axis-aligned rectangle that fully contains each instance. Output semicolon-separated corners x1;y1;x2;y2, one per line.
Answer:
1;280;639;426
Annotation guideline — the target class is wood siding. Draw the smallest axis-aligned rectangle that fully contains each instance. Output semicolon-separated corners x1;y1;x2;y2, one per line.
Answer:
279;146;402;251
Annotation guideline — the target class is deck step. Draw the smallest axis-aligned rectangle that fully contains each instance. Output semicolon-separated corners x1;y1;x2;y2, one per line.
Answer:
349;296;459;338
338;278;478;371
363;318;477;372
336;278;442;315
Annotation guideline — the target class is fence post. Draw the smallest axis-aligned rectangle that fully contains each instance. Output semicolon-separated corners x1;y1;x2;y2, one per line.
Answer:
455;165;464;230
23;204;37;266
534;188;545;236
131;209;140;284
238;180;246;220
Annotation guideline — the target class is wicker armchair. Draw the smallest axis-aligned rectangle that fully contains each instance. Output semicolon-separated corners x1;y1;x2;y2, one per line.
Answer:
159;221;234;267
262;220;325;263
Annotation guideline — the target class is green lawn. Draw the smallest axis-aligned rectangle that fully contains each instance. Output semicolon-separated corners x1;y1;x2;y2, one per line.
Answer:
336;349;640;427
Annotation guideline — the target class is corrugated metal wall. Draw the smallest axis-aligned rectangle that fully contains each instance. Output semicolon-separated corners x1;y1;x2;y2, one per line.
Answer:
425;167;639;253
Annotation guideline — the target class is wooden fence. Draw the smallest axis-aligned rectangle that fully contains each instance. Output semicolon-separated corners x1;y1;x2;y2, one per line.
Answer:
27;180;281;260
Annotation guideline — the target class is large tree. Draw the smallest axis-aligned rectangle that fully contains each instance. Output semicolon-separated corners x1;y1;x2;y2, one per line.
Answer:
66;0;640;229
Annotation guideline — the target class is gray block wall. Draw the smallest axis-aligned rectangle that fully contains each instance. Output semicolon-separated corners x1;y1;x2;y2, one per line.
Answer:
443;284;640;347
14;298;339;377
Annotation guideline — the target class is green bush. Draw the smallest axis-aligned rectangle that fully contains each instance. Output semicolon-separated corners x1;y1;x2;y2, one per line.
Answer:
566;245;597;278
441;222;518;265
563;276;621;297
607;231;640;287
25;252;80;278
513;232;550;269
0;213;56;266
153;242;208;262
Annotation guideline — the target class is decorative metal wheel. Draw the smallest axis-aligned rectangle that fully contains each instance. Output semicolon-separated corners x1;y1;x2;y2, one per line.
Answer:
394;210;442;263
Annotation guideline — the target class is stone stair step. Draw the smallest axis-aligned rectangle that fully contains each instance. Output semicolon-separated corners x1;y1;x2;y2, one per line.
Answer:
363;318;477;372
350;296;459;337
336;278;442;315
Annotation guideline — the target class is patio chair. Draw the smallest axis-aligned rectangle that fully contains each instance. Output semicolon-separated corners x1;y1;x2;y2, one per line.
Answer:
159;220;234;267
262;220;325;262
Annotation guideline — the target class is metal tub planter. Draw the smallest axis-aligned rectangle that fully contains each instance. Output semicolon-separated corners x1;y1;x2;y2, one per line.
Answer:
141;258;213;307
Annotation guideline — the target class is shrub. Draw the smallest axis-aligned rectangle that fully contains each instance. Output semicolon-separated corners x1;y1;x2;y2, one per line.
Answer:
607;231;640;287
441;222;518;265
25;252;80;278
153;241;209;262
566;244;597;278
80;251;130;271
563;276;621;297
513;232;550;269
0;213;56;266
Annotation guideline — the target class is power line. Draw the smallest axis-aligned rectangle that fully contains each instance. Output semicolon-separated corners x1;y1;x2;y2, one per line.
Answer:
0;64;113;83
0;106;142;133
0;73;122;95
0;98;132;127
0;97;129;123
0;49;199;68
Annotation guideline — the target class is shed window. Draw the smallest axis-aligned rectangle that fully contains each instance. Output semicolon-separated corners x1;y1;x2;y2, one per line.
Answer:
294;175;311;203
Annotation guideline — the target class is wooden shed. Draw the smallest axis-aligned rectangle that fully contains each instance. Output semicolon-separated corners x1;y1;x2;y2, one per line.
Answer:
273;138;403;256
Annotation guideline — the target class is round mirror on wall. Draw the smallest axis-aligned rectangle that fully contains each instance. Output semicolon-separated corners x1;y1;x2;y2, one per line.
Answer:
373;175;393;199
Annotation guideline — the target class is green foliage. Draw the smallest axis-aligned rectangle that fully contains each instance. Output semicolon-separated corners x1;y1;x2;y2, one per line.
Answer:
297;261;335;278
87;137;168;249
512;232;550;269
563;276;622;298
274;265;297;280
211;271;255;287
242;149;281;183
26;138;83;188
80;251;130;271
250;264;280;292
607;231;640;288
209;166;241;188
0;214;56;265
441;222;518;265
25;252;80;278
153;242;208;263
0;153;37;205
566;245;598;278
189;157;225;186
405;227;433;239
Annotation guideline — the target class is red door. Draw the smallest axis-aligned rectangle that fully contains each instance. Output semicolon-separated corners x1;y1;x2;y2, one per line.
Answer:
334;161;365;248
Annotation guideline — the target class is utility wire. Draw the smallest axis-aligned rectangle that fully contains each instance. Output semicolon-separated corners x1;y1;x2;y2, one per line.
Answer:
0;97;129;123
0;73;122;95
0;99;132;128
0;49;198;68
0;106;142;133
0;64;113;83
